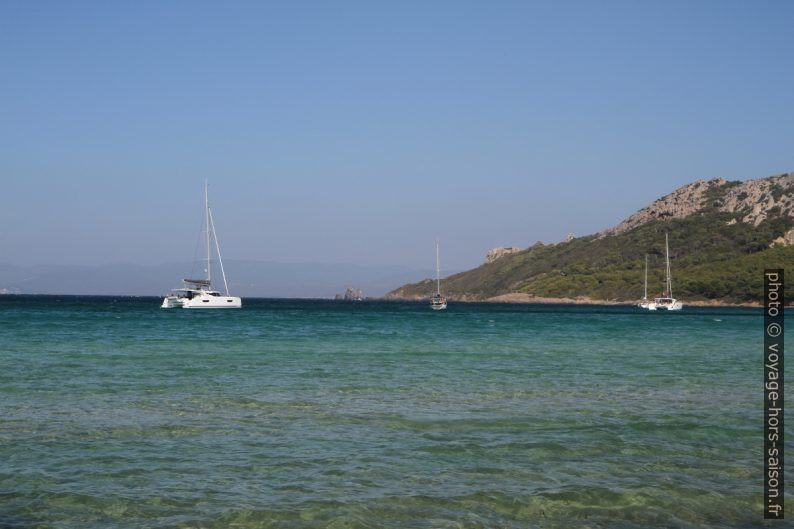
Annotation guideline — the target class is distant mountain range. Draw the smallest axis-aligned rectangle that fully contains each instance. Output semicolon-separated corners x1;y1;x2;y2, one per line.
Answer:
388;172;794;304
0;260;436;298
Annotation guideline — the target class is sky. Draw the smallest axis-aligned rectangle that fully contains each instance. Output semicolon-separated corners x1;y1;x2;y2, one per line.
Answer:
2;0;793;272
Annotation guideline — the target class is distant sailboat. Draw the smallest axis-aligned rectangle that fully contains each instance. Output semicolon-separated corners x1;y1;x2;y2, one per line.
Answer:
161;182;242;309
430;240;447;311
641;233;682;311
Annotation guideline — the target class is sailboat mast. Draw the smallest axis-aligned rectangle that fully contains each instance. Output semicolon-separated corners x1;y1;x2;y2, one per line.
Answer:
665;232;672;298
643;254;648;300
205;180;211;283
436;240;441;295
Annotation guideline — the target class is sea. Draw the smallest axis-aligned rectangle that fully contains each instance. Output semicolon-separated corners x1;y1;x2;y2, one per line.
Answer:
0;296;788;528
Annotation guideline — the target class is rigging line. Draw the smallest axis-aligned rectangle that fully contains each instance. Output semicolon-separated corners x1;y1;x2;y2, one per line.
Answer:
208;207;230;296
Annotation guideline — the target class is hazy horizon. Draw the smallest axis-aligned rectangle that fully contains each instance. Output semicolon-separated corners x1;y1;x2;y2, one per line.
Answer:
3;1;793;271
0;259;444;298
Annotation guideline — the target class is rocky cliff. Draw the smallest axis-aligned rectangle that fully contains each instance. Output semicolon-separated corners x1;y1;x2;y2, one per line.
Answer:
602;173;794;236
485;246;522;263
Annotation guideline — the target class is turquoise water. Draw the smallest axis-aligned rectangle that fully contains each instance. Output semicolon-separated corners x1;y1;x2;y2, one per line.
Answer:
0;296;789;528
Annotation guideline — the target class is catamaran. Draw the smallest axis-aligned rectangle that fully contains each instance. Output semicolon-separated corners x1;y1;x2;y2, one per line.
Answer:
430;240;447;310
641;232;682;311
161;182;242;309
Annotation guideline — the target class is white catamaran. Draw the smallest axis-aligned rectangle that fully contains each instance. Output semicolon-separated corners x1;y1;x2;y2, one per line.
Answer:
430;240;447;311
162;182;242;309
641;232;682;311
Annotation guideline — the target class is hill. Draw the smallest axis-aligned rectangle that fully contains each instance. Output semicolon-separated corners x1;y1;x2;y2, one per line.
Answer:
386;173;794;305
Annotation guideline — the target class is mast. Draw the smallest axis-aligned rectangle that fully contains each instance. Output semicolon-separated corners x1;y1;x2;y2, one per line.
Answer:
665;232;672;298
643;254;648;301
205;180;211;284
435;240;441;296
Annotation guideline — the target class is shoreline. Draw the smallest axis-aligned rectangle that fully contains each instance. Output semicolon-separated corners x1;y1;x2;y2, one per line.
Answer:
483;292;763;307
384;292;767;308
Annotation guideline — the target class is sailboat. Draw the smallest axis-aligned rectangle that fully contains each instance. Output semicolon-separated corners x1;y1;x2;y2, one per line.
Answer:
641;232;682;311
430;240;447;310
161;182;242;309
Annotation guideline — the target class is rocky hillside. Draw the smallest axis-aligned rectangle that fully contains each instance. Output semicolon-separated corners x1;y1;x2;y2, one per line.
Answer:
603;174;794;236
387;172;794;304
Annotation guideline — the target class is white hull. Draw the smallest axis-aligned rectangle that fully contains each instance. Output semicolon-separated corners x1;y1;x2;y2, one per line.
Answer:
640;299;683;311
431;301;447;310
162;291;241;309
161;297;183;308
184;294;241;308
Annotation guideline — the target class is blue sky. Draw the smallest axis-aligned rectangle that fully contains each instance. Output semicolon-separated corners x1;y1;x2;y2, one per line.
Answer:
2;1;793;271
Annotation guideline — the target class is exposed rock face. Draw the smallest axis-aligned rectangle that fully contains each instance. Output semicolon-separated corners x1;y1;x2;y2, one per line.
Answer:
602;178;725;236
720;173;794;226
343;287;364;300
770;227;794;247
602;173;794;236
485;246;522;263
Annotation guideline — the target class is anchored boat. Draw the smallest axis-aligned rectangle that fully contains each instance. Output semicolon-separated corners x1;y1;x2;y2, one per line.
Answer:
430;240;447;311
640;232;682;311
162;182;242;309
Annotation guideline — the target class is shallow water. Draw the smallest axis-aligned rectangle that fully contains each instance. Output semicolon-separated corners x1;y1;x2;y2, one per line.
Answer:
0;296;788;528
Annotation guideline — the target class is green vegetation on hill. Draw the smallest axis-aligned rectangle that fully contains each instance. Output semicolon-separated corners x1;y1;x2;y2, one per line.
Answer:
389;178;794;304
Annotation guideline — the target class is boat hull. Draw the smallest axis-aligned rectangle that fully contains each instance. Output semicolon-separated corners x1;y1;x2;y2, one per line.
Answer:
161;297;184;308
183;296;241;308
162;293;242;309
639;300;682;311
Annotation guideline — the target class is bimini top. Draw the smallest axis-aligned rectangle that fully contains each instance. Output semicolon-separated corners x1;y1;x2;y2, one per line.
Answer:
183;278;211;287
